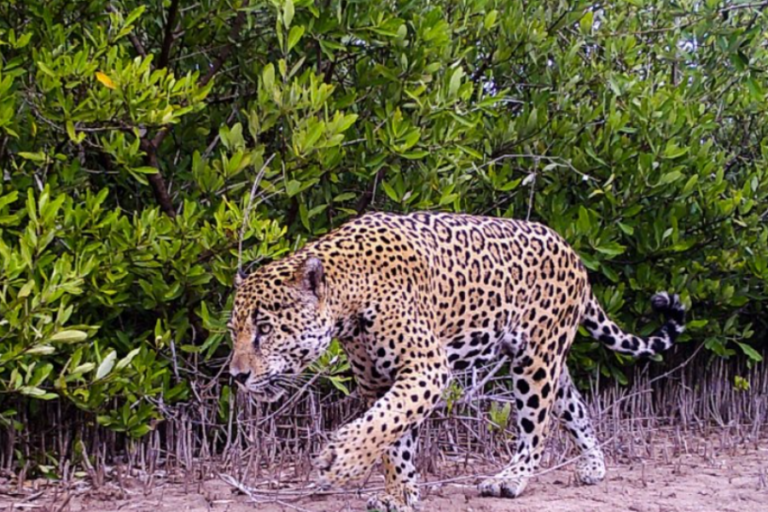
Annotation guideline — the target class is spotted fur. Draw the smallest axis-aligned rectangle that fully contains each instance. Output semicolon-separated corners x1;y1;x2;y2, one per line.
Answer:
229;212;686;511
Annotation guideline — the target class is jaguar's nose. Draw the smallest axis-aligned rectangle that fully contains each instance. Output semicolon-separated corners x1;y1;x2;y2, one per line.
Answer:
232;371;251;385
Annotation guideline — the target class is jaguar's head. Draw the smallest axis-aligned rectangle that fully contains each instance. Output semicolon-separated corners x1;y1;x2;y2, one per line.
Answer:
228;256;333;402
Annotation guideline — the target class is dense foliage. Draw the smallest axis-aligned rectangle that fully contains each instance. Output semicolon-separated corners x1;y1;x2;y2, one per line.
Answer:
1;0;766;439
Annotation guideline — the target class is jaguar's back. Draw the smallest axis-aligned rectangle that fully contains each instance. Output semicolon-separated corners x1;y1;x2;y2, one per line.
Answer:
316;212;590;372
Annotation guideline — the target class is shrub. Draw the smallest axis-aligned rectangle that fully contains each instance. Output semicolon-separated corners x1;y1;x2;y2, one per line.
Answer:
0;0;765;440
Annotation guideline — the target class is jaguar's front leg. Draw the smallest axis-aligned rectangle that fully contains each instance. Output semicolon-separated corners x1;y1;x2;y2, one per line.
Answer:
366;426;420;512
315;368;444;485
315;328;446;512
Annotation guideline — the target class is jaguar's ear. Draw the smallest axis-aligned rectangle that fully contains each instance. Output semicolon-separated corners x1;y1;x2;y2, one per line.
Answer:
234;268;248;288
297;256;325;299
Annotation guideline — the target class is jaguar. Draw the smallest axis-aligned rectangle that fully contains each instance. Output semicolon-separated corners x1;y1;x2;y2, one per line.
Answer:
228;211;686;511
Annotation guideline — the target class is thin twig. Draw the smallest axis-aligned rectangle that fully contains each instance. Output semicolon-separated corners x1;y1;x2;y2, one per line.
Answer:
255;372;324;426
597;341;707;419
474;153;594;181
200;0;251;88
238;154;275;273
526;172;536;221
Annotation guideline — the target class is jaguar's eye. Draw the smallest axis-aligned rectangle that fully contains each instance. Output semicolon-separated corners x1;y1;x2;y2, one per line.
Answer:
257;324;272;336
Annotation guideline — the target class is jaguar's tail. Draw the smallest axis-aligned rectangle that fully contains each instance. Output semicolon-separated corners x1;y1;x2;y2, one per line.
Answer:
581;291;686;357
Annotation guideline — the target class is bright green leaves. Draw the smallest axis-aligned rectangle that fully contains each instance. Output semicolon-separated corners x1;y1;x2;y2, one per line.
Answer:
579;10;594;35
484;10;499;31
49;330;89;343
736;342;763;364
105;4;147;44
292;111;358;156
448;66;464;98
262;63;276;92
663;142;689;160
385;108;422;155
281;0;295;28
274;0;305;54
254;62;357;160
0;67;17;138
95;351;117;380
16;3;212;188
487;402;512;432
287;25;305;52
1;0;767;448
310;339;352;395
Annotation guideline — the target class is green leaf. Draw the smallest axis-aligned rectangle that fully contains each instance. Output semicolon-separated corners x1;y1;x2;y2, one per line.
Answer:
132;166;159;174
688;319;709;329
65;121;79;143
577;206;591;234
663;143;688;159
0;191;18;210
71;363;95;375
681;174;698;195
115;348;141;371
49;330;88;343
617;222;634;235
285;179;301;197
283;0;294;28
26;346;55;355
19;386;48;398
736;342;763;363
262;63;275;91
124;5;146;27
334;192;357;202
449;66;464;97
18;151;47;162
401;150;429;160
287;25;305;52
484;10;498;30
658;170;683;186
96;351;117;380
37;61;56;78
497;178;521;192
595;242;625;256
18;280;34;299
381;181;399;202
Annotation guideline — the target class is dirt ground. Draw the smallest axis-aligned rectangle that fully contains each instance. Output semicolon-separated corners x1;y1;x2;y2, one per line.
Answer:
3;438;767;512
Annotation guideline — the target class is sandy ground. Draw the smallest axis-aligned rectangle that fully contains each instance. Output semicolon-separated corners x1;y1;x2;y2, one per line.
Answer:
3;439;767;512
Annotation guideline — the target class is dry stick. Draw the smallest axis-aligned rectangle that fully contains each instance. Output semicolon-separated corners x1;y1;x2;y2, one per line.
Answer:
234;362;519;498
597;341;708;420
219;472;385;498
240;415;665;499
218;473;314;512
255;372;325;427
238;154;275;273
526;172;536;221
237;341;710;500
456;358;508;405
